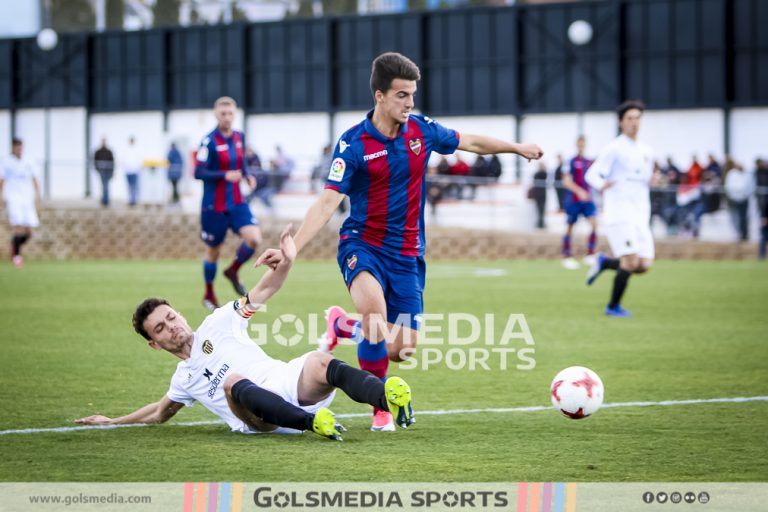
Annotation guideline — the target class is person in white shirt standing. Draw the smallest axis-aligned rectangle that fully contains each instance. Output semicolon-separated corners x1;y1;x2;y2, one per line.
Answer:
723;163;754;241
123;136;142;206
584;100;655;317
0;138;41;268
75;225;414;440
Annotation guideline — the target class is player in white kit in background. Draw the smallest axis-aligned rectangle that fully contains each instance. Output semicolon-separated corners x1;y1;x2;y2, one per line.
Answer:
75;225;414;441
0;138;41;268
584;100;656;317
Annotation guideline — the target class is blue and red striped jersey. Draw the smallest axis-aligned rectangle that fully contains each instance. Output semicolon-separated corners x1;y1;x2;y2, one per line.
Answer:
566;155;594;203
194;128;245;212
325;111;460;257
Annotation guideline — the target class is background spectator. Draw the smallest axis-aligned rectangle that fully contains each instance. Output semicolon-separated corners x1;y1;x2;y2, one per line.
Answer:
488;155;502;182
124;136;142;206
167;142;183;204
755;158;768;217
705;154;722;178
553;154;566;211
531;161;548;229
310;144;332;194
93;138;114;207
687;155;703;185
724;162;753;241
760;197;768;260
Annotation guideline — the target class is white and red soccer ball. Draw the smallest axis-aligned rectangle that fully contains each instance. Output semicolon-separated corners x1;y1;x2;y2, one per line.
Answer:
550;366;604;419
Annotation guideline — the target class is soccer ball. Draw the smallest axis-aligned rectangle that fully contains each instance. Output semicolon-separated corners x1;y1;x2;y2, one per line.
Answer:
36;28;58;51
550;366;604;419
567;20;593;46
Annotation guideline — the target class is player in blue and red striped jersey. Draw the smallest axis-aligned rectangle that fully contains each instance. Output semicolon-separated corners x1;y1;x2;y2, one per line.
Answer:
561;135;598;270
257;53;543;431
195;97;262;311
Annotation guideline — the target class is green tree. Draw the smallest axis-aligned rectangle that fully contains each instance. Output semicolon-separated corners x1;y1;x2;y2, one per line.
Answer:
189;6;201;25
106;0;124;30
49;0;95;32
323;0;357;16
153;0;181;27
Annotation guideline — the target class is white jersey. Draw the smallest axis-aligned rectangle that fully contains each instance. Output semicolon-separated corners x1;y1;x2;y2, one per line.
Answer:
585;134;654;225
0;155;37;203
166;301;283;433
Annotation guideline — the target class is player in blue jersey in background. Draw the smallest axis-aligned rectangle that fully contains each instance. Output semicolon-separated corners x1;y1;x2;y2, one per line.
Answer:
195;96;261;311
561;135;598;270
258;53;543;431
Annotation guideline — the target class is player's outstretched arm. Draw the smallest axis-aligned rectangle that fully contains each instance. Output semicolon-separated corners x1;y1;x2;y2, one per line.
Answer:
458;134;544;161
75;395;184;426
248;224;297;305
256;189;344;270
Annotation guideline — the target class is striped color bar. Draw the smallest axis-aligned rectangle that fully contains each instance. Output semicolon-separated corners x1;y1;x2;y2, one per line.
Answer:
542;482;553;511
518;482;576;511
528;482;540;512
231;483;243;512
195;483;206;512
566;483;577;512
219;483;231;512
517;482;528;512
207;482;218;512
183;482;194;512
183;483;244;512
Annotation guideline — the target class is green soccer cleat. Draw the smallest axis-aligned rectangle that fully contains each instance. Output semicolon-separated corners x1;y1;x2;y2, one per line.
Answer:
384;376;414;428
311;408;346;441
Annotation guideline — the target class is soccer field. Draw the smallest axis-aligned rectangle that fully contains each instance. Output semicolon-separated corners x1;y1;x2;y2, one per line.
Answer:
0;259;766;482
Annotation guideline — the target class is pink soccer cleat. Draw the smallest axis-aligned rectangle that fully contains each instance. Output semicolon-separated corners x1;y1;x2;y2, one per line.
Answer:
370;409;395;432
319;305;348;353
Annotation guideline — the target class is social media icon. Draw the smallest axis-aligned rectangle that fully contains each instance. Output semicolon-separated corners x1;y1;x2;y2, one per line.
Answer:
698;492;710;504
643;492;655;504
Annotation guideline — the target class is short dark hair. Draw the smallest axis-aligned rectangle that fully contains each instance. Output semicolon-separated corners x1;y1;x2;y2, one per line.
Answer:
617;100;645;121
11;138;22;146
133;298;170;340
370;52;421;98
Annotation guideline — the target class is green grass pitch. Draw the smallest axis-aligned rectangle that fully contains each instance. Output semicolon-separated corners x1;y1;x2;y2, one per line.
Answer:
0;259;766;482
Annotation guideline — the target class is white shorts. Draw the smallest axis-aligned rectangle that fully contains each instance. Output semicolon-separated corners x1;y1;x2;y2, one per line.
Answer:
240;351;336;435
605;222;655;259
6;200;39;228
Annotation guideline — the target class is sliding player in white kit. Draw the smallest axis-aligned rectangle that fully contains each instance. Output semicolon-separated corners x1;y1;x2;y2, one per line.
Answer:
75;225;413;441
584;100;655;317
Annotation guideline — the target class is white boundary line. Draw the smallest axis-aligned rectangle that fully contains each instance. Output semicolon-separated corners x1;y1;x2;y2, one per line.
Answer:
1;395;766;436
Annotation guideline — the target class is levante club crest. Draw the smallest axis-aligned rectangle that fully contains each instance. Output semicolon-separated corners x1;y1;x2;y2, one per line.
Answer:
347;255;358;270
409;138;422;155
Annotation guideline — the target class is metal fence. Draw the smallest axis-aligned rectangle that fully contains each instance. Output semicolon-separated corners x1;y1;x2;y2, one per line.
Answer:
1;0;766;114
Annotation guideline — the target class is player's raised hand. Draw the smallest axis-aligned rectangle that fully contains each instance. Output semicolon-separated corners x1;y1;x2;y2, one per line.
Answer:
75;415;113;425
279;223;297;263
516;143;544;161
255;248;283;270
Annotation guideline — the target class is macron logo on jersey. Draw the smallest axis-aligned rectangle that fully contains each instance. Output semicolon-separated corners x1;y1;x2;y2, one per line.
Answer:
363;149;388;162
339;140;350;154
